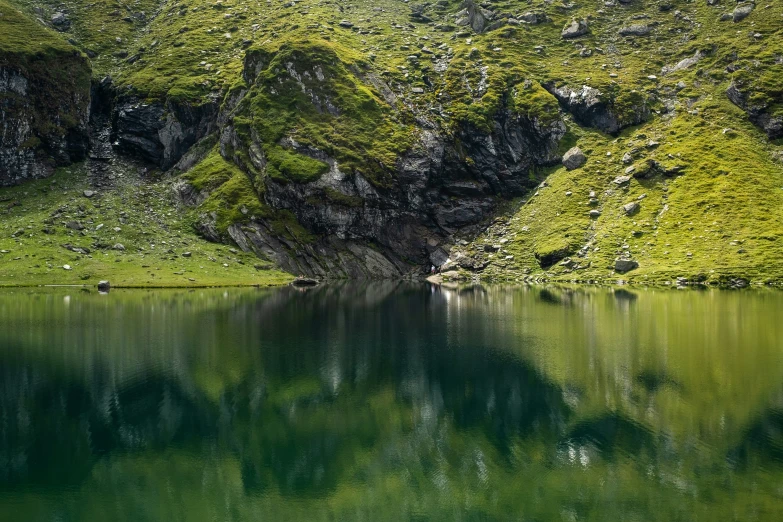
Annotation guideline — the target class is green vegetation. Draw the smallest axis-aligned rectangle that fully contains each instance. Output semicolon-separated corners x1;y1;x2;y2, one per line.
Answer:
2;0;782;282
0;161;291;287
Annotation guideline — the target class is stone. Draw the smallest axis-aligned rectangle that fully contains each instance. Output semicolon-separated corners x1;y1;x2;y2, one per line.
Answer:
589;210;602;218
613;175;632;185
619;25;651;37
614;259;639;273
732;3;754;22
182;251;192;257
83;190;96;198
623;201;640;216
622;152;633;164
51;12;70;31
562;146;587;170
63;264;72;270
97;280;111;291
66;221;85;230
292;276;319;287
338;20;354;28
520;12;543;25
112;243;126;251
562;19;588;39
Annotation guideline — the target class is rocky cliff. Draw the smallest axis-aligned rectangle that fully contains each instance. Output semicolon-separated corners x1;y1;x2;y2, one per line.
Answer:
0;0;90;185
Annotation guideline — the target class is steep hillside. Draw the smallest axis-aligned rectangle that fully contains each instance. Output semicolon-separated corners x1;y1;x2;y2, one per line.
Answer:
0;0;91;182
1;0;782;284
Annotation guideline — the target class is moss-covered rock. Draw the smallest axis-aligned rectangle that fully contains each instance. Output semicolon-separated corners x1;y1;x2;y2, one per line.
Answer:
0;0;91;184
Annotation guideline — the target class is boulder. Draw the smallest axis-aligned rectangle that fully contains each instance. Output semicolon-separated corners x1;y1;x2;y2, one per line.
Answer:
562;147;587;170
291;276;320;287
97;280;111;291
732;3;754;22
623;201;640;215
614;259;639;273
51;12;70;31
619;25;651;37
562;19;588;39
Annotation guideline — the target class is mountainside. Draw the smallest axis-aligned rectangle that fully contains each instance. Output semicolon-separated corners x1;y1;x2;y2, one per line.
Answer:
1;0;782;285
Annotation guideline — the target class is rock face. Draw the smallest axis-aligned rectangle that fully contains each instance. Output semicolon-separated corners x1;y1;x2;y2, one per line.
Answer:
169;44;569;278
0;46;90;186
726;82;783;140
218;112;566;278
543;83;650;134
562;147;587;170
113;96;219;169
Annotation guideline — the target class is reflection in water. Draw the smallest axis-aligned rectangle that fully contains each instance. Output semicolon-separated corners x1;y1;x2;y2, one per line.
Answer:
0;284;782;520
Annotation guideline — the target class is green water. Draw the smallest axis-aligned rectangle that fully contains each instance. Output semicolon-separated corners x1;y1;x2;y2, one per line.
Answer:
0;284;782;521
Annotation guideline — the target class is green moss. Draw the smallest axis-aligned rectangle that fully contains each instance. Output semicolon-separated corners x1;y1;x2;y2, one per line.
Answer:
184;148;271;233
265;146;329;184
239;38;414;188
509;80;561;124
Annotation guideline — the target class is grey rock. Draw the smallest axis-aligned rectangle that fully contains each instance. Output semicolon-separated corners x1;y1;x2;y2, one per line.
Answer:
613;175;632;185
726;81;783;140
562;147;587;170
83;190;96;198
112;243;126;251
733;3;754;22
589;209;602;218
622;152;633;164
623;201;640;215
51;12;70;30
619;25;651;37
543;82;649;134
562;19;589;39
97;281;111;291
614;259;639;273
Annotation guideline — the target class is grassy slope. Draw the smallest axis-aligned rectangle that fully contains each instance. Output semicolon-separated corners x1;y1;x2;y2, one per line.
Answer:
3;0;783;283
0;161;291;287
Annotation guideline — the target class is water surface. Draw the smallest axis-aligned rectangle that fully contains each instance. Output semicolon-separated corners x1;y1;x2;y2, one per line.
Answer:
0;284;782;521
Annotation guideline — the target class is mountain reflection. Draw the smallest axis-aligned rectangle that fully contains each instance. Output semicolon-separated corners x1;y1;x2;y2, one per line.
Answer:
0;284;782;520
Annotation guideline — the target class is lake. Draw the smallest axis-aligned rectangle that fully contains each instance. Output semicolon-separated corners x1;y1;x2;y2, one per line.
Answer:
0;283;782;521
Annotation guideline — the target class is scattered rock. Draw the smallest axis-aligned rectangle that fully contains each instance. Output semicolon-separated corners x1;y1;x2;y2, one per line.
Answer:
63;264;72;270
182;251;192;257
83;190;96;198
613;175;632;185
589;209;602;218
97;280;111;291
112;243;126;251
562;146;587;170
66;221;85;231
